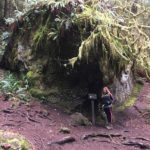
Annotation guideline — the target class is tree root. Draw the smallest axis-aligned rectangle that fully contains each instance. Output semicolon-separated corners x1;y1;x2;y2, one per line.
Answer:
2;109;14;114
26;112;41;124
48;136;76;145
122;141;150;149
135;137;150;143
81;133;122;140
133;105;142;114
2;123;15;127
145;70;150;82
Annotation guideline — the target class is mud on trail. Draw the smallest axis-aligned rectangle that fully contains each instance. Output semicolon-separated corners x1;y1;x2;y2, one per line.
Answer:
0;73;149;150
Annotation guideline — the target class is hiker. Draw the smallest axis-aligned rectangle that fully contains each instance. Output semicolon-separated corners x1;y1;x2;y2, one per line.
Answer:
99;87;114;129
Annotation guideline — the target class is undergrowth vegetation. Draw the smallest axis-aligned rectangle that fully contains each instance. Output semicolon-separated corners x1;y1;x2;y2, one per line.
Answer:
3;0;150;78
0;71;29;101
0;31;10;60
18;0;150;81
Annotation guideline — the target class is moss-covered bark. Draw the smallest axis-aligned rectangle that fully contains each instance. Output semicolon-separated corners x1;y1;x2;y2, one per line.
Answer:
1;0;149;111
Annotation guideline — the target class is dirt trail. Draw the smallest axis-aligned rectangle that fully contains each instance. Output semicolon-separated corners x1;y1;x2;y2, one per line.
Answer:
0;77;150;150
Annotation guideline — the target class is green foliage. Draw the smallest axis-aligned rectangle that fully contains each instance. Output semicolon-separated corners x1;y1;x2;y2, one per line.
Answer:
0;31;10;47
14;10;25;18
0;31;11;61
25;0;39;8
48;1;79;40
33;25;48;51
4;18;15;25
136;77;145;85
25;0;44;9
0;32;10;41
1;0;150;104
3;0;150;79
29;88;57;98
4;0;44;25
0;71;29;101
26;71;40;80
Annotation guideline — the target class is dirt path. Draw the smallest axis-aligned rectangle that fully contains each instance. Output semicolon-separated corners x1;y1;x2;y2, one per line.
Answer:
0;81;150;150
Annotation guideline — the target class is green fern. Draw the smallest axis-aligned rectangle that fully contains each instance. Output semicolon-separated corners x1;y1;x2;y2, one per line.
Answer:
0;71;29;101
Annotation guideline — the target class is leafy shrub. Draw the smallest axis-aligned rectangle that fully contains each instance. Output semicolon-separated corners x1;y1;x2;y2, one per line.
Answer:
0;71;29;101
0;32;10;41
4;18;15;25
5;0;45;25
136;77;145;85
14;10;25;18
0;31;11;61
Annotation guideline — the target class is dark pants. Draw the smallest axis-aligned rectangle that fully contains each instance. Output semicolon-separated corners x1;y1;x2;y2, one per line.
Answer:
104;107;113;124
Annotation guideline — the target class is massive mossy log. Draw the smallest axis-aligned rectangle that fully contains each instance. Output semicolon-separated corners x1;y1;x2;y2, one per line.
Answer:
0;0;150;111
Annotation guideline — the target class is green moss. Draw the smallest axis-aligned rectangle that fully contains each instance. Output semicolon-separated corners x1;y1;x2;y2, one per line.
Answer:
30;88;58;98
0;130;33;150
26;71;40;80
116;97;136;111
32;23;51;55
3;1;149;114
23;50;32;58
33;26;44;50
26;71;41;87
115;83;143;112
145;105;150;109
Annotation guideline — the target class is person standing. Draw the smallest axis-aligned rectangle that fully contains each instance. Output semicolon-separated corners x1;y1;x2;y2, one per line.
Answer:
100;87;114;129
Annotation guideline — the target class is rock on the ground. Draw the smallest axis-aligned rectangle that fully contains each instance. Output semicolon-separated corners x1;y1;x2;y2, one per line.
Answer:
59;127;70;134
70;112;91;126
1;143;11;149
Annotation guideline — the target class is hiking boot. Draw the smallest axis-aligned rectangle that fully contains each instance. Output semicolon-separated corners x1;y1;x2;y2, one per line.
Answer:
106;124;113;130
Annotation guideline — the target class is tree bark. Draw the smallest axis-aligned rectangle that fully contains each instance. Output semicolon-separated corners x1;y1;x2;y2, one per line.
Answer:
0;1;2;18
4;0;8;18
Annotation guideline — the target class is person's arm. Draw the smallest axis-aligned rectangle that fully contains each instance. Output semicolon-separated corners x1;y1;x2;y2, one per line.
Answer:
109;93;115;103
105;87;114;103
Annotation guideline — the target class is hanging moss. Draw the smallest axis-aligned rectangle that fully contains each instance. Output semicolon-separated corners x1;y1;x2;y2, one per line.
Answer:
30;88;58;98
1;0;150;107
32;25;49;54
27;71;40;80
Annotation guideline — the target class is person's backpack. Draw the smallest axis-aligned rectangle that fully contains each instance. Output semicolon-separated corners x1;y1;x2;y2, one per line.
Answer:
101;94;112;106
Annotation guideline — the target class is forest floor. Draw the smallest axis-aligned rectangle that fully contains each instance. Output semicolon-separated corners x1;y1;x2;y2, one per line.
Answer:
0;68;149;150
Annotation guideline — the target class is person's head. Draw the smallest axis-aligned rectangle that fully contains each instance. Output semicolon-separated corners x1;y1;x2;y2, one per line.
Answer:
102;87;110;94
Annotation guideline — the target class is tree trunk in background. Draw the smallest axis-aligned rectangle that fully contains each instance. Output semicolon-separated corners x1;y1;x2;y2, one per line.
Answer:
0;0;25;19
0;2;2;18
9;0;12;18
4;0;8;18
